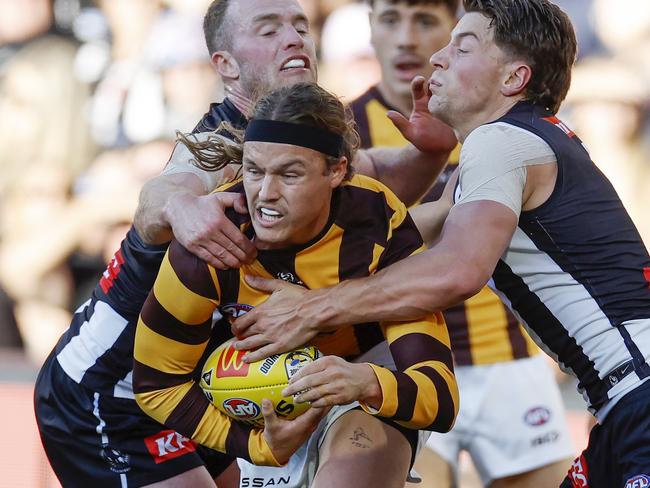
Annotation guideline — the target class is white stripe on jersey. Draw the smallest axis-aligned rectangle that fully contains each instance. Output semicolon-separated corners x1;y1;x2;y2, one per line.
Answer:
57;301;129;383
113;371;135;400
494;229;650;400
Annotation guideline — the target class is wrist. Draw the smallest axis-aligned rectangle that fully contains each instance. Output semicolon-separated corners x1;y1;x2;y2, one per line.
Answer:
359;363;383;410
301;287;338;334
162;190;194;229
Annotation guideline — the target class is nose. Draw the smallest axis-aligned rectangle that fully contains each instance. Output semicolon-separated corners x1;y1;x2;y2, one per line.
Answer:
259;175;280;201
396;20;416;49
429;44;449;70
283;24;305;50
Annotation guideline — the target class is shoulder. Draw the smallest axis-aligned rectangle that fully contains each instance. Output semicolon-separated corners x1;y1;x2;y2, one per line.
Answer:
337;175;408;234
462;122;555;170
343;174;403;210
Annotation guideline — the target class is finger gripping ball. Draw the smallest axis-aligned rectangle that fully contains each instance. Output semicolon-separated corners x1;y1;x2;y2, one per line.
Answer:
199;339;321;427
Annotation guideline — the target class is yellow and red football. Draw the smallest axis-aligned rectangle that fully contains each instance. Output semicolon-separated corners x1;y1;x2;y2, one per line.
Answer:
199;339;321;427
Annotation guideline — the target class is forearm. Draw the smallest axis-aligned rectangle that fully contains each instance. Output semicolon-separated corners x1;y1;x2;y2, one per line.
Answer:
133;173;207;245
304;249;473;331
358;144;450;206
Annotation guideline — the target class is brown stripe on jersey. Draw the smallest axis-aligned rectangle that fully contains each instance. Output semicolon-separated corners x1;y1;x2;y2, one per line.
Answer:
377;214;424;270
141;294;212;344
416;365;456;432
216;268;241;305
336;186;393;352
165;383;211;437
389;333;453;372
132;358;194;394
443;304;473;365
349;87;375;149
392;372;418;422
225;421;254;463
168;240;218;299
505;308;529;359
256;248;301;287
352;322;385;355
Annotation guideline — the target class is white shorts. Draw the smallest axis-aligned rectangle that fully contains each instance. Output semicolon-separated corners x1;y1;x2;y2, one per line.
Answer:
425;354;574;486
237;402;359;488
238;342;426;487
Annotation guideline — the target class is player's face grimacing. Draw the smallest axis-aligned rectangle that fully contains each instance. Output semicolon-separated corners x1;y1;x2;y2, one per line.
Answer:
243;142;347;250
227;0;318;97
370;0;456;99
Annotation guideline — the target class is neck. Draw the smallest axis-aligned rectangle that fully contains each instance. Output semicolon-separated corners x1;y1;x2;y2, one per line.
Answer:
455;96;524;142
376;81;412;116
224;83;255;118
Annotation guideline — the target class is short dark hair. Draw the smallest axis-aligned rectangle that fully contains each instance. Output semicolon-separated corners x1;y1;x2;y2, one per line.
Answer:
464;0;577;113
203;0;232;54
368;0;459;17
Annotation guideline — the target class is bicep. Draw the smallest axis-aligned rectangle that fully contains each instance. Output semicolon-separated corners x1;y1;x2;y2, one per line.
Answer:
439;200;518;287
162;140;227;192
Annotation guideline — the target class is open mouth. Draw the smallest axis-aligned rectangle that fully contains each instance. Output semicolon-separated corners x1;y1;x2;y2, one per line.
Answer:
393;60;424;82
257;207;283;225
281;56;309;72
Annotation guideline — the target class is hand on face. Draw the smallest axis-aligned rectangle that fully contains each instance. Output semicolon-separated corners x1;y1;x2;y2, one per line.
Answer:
386;76;457;154
281;356;382;409
166;191;257;269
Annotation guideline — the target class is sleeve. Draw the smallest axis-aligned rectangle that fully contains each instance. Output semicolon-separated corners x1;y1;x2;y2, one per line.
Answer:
161;132;229;192
360;312;459;432
133;240;281;466
359;192;459;431
456;123;556;216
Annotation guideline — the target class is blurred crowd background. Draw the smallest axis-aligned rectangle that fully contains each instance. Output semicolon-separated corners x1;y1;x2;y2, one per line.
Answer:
0;0;648;485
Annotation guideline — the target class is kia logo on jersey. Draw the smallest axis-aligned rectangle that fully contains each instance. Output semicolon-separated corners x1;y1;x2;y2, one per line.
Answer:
524;406;551;426
144;430;196;464
625;475;650;488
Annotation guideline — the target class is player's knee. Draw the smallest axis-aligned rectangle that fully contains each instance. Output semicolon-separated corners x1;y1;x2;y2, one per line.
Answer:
321;410;411;464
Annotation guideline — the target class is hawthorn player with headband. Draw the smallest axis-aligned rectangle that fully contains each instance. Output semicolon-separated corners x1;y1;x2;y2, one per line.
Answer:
133;82;459;488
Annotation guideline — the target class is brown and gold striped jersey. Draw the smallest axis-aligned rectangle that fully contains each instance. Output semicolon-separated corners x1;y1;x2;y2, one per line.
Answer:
350;87;538;366
133;174;459;466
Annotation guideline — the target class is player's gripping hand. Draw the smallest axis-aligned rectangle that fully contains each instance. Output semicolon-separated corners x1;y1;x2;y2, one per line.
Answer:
232;276;320;362
387;76;457;154
165;191;257;269
262;398;330;465
281;356;382;410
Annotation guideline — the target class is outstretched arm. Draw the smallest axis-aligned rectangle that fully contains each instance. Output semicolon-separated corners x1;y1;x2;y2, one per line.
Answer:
232;200;517;360
354;77;457;205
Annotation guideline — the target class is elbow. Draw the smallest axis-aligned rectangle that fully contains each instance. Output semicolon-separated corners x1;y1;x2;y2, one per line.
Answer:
439;267;489;308
425;381;460;434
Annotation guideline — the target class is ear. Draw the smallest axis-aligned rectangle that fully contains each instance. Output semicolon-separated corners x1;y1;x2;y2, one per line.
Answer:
212;50;240;81
328;157;348;188
501;62;531;97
